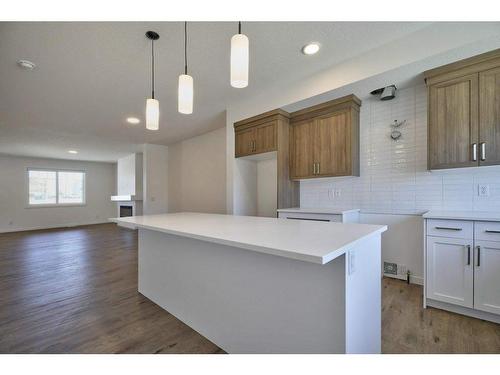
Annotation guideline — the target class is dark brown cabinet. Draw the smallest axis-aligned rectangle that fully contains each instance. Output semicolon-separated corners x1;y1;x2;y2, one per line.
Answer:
425;48;500;170
289;95;361;179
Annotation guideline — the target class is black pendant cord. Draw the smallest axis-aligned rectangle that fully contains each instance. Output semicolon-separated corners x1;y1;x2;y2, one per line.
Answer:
184;21;188;75
238;21;241;34
151;39;155;100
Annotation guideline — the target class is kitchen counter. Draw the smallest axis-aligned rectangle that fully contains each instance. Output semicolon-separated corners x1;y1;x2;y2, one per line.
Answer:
112;212;385;265
423;210;500;222
111;212;386;353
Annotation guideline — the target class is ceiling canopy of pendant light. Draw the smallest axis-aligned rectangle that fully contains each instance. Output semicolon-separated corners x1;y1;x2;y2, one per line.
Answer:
231;21;249;88
145;31;160;130
178;22;194;115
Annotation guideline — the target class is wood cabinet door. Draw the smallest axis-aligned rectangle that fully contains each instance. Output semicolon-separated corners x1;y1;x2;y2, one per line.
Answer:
426;236;473;308
479;67;500;166
314;110;350;176
235;128;255;157
473;240;500;315
290;119;314;179
254;121;277;154
428;74;479;170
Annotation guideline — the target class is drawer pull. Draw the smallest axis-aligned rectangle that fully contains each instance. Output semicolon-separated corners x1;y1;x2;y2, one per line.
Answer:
434;226;462;231
485;230;500;234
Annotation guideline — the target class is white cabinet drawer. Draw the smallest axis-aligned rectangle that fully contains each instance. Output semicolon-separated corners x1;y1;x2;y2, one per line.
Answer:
426;219;473;239
475;221;500;242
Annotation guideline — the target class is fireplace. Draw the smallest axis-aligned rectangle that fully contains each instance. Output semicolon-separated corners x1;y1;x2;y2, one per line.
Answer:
119;205;133;217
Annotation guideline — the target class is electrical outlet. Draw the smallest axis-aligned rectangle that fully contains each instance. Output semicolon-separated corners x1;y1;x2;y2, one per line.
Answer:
334;189;341;197
348;250;356;275
328;189;335;200
478;184;490;197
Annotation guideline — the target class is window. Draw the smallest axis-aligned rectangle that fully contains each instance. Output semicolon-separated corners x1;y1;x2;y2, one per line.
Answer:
28;169;85;206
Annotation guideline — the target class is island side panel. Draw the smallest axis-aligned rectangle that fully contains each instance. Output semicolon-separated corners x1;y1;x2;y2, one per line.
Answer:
345;234;382;353
138;228;347;354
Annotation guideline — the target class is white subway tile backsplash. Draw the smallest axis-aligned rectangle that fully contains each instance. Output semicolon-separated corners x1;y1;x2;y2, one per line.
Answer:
300;85;500;214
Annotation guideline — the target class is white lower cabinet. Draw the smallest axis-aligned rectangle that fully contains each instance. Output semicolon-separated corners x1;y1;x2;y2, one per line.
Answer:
426;236;473;308
425;218;500;322
474;240;500;315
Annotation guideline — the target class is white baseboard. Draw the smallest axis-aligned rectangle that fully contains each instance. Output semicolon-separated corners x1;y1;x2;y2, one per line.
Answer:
426;299;500;324
0;220;111;234
383;273;424;285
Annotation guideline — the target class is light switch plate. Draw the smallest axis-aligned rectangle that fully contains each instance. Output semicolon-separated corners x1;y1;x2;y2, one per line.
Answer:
478;184;490;197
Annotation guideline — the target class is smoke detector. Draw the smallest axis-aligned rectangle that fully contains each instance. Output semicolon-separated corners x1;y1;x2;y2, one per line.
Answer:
17;60;36;70
371;85;397;101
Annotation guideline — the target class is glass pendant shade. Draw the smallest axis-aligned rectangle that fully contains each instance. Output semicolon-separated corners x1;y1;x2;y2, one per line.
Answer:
178;74;194;114
146;98;159;130
230;33;249;88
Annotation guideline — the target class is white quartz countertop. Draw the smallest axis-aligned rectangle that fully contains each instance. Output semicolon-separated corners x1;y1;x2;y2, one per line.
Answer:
111;212;386;265
276;207;360;215
423;210;500;222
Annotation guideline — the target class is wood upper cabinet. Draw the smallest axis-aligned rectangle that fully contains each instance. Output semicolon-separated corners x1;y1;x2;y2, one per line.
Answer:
427;74;479;170
479;66;500;166
234;119;277;157
425;48;500;170
314;110;351;176
235;128;256;157
290;119;314;179
290;95;361;179
254;121;277;154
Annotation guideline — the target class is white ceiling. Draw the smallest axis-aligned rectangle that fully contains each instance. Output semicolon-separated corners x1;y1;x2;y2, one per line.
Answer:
0;22;437;161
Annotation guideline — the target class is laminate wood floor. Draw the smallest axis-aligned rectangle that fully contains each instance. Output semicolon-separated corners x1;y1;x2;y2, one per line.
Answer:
1;224;499;353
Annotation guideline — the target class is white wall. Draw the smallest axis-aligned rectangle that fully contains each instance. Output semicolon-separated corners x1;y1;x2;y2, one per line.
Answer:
0;154;116;232
142;144;169;215
257;158;277;217
117;153;142;197
168;127;226;214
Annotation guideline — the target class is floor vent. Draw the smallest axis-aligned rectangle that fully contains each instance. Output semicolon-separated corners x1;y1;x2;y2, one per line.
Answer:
384;262;397;275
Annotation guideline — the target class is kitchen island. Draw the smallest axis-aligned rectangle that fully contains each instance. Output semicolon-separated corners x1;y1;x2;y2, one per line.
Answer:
112;212;387;354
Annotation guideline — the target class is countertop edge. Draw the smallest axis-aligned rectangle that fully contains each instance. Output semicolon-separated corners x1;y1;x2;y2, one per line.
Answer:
110;217;387;265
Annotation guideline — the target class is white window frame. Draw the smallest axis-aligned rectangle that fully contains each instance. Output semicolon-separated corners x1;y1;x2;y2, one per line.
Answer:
26;167;87;208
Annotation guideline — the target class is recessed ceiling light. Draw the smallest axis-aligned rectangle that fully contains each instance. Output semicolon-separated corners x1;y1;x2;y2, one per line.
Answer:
126;117;141;124
68;150;78;154
17;59;36;70
301;42;321;55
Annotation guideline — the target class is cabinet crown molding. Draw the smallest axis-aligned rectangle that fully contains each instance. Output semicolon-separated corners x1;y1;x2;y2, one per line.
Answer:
424;48;500;85
234;109;290;130
290;94;361;124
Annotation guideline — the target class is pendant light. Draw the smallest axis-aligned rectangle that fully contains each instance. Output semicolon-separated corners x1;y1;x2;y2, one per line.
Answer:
230;21;249;88
178;22;194;114
145;31;160;130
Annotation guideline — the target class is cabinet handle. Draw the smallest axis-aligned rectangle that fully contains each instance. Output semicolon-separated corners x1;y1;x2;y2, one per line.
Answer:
472;143;478;162
480;142;486;161
485;230;500;234
313;163;317;175
317;162;320;175
477;246;481;267
434;226;462;231
466;245;471;266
